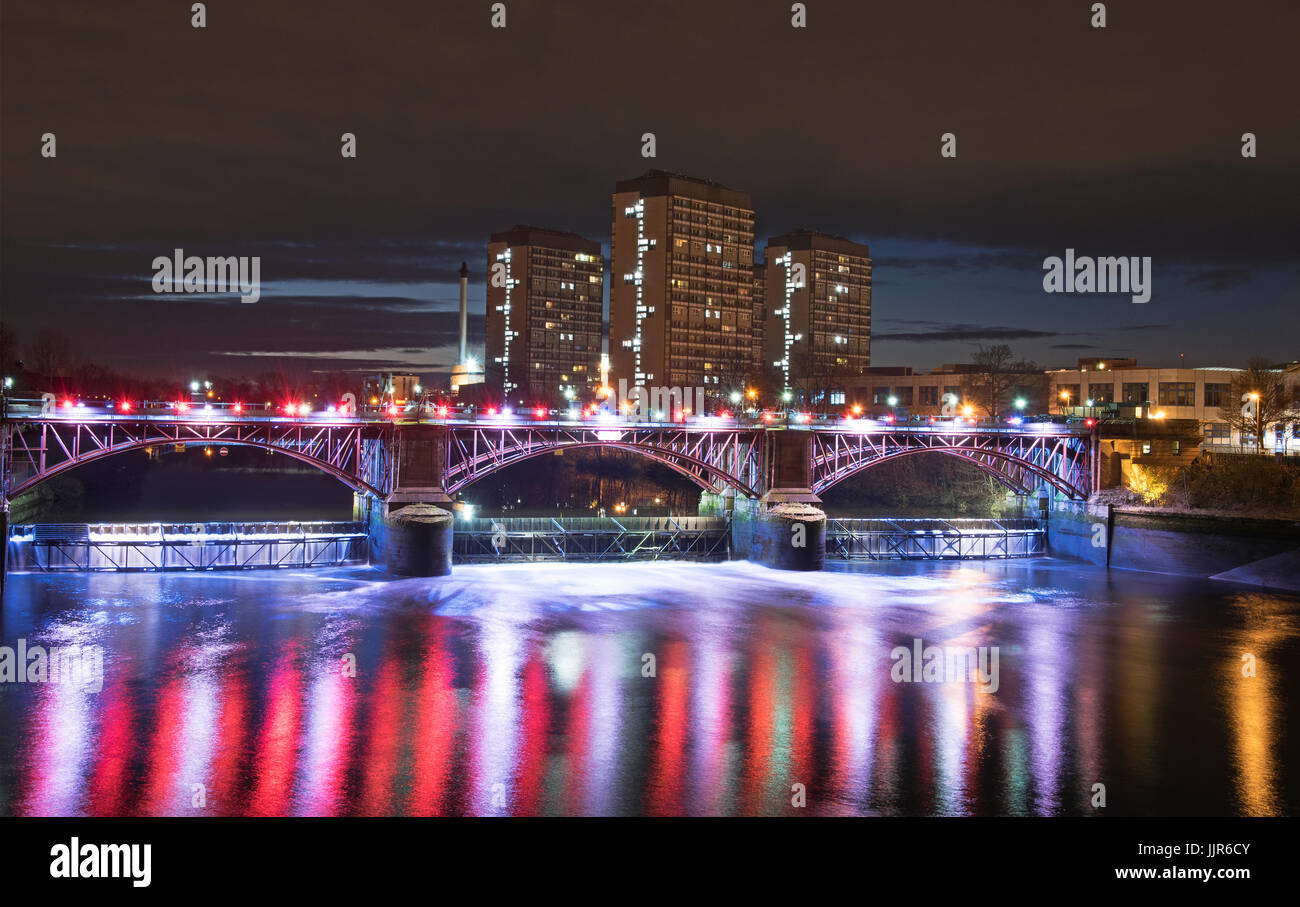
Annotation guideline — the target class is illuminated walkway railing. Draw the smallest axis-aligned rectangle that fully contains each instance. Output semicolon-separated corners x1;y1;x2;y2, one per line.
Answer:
452;516;731;563
825;517;1045;560
5;521;369;571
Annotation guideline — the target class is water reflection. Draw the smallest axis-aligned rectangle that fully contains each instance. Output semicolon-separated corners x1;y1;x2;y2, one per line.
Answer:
1;561;1296;816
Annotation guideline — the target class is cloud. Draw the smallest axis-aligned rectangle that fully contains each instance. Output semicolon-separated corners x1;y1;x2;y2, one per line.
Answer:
874;321;1065;343
881;251;1042;274
1185;267;1253;292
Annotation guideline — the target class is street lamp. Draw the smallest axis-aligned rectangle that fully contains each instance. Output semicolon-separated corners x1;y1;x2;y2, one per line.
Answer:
1014;398;1026;410
730;390;741;405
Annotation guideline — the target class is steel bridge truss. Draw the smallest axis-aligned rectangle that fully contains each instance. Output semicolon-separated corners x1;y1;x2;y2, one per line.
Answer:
2;417;1092;505
443;425;764;496
1;418;394;499
452;516;730;563
810;429;1092;499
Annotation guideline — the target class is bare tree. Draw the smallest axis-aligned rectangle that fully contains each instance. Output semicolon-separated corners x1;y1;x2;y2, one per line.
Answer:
962;344;1045;418
0;322;17;377
1218;358;1299;452
24;329;73;382
791;347;855;410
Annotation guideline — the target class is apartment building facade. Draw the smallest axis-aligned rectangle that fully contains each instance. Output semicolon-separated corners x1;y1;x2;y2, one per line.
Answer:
609;170;757;396
764;231;872;396
486;225;604;405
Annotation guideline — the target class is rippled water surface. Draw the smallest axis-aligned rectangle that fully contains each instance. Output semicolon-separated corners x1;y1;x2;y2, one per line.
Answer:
1;559;1297;816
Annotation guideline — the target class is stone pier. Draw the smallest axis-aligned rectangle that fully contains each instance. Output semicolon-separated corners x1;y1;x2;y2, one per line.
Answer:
366;425;456;576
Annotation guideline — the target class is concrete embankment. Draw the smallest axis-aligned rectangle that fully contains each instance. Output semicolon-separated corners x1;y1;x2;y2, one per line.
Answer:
1211;548;1300;593
1049;500;1300;589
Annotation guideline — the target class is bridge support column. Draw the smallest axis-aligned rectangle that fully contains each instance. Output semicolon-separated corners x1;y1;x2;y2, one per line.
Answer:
363;495;453;577
750;430;825;571
366;425;455;576
388;425;453;505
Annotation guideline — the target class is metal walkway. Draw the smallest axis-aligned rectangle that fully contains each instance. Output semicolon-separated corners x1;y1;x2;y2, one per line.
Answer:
825;517;1045;560
5;521;369;572
453;516;731;563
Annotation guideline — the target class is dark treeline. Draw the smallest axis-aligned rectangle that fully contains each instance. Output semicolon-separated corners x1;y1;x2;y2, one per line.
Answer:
466;448;700;516
0;322;357;403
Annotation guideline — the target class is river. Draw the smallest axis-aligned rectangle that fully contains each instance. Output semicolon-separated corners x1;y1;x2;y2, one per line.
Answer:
1;558;1296;815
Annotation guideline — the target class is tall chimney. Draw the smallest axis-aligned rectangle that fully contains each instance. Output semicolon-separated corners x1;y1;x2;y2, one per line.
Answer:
458;261;469;364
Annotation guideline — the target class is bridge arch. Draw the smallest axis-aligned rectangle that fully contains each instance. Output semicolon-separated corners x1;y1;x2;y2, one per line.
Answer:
445;440;759;498
813;445;1087;499
5;438;387;501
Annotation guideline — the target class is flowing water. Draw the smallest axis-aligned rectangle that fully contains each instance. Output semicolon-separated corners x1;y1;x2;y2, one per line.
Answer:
1;558;1296;816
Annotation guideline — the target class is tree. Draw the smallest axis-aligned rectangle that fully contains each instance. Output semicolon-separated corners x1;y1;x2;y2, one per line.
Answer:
24;329;73;382
0;322;17;377
790;347;855;410
1218;358;1299;452
962;344;1046;418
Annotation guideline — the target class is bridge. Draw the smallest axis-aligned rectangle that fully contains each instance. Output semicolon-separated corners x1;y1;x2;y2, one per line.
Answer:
0;401;1095;507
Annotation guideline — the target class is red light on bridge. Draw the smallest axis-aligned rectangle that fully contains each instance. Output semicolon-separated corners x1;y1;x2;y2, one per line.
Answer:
884;415;894;423
119;401;132;412
436;405;449;417
233;402;243;414
486;406;498;416
61;399;73;409
386;404;398;416
1085;418;1095;427
535;407;546;419
762;412;774;423
176;402;190;413
717;410;730;419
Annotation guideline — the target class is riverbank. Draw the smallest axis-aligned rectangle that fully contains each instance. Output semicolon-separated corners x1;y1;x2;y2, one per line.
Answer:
1049;499;1300;591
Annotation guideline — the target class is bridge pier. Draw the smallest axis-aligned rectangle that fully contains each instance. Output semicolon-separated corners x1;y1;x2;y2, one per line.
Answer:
747;430;828;571
367;425;456;576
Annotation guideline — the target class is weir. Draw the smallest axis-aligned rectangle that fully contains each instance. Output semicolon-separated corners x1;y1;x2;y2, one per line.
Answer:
4;516;1049;572
5;521;368;572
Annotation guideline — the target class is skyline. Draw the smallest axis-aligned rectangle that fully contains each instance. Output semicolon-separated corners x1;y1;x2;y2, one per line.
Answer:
2;0;1297;380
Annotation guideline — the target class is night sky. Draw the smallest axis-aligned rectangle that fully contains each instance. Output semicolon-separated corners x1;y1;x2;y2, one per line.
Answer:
2;0;1297;381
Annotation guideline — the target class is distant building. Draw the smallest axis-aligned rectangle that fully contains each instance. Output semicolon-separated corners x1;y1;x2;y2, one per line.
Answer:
1047;359;1300;453
764;230;872;398
751;262;766;383
486;225;604;405
830;357;1299;455
609;170;757;397
364;373;421;406
842;365;1045;418
450;262;485;397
